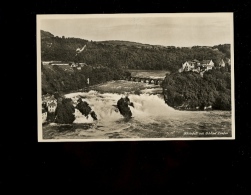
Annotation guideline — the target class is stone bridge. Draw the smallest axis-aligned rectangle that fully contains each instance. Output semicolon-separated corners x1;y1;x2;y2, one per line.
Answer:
125;76;163;85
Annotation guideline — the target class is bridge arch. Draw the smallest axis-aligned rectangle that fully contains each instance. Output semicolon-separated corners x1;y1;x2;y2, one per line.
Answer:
125;76;163;85
156;80;163;85
149;79;155;84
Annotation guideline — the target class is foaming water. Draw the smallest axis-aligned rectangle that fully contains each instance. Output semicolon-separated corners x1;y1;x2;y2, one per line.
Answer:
43;90;232;139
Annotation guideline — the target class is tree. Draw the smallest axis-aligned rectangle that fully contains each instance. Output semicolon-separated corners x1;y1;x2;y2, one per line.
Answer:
162;68;231;110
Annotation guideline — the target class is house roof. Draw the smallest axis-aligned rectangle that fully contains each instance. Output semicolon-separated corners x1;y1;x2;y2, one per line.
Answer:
43;93;51;98
48;102;56;107
201;60;211;64
184;60;199;65
183;61;192;65
192;59;200;63
48;95;56;101
219;59;225;64
50;61;62;63
224;58;231;63
42;94;56;101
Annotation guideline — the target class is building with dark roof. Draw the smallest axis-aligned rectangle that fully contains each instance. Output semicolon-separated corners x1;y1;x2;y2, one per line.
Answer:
200;60;214;71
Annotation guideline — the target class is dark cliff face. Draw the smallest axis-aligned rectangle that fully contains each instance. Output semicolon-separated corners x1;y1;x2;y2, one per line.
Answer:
162;67;231;111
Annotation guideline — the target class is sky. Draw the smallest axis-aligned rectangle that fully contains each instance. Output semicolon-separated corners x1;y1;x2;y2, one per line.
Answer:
38;13;233;47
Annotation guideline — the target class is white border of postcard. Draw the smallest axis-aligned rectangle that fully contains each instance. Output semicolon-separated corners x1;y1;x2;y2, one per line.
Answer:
37;13;235;142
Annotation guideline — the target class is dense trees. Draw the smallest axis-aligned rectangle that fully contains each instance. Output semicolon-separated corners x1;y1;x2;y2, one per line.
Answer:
42;64;130;94
212;44;231;58
162;67;231;110
41;30;230;72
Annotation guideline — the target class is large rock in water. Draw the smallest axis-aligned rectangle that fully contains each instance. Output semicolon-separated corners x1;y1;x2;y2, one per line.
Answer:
75;98;98;120
117;97;133;119
55;99;75;124
76;101;92;117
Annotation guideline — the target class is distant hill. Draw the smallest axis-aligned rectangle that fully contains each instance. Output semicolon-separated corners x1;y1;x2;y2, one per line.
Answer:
41;30;54;39
212;44;231;58
98;40;166;49
40;30;230;71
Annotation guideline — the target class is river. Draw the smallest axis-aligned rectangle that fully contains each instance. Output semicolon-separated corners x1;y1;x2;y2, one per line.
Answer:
42;80;232;140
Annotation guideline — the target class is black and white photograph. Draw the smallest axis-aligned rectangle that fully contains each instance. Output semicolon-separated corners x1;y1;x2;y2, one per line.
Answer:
37;13;234;141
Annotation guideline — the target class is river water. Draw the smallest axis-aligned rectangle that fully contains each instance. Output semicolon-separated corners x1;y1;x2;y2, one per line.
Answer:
42;81;232;140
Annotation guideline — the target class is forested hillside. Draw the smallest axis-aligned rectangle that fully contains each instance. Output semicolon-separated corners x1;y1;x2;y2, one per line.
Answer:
162;67;231;110
42;64;129;94
41;30;230;72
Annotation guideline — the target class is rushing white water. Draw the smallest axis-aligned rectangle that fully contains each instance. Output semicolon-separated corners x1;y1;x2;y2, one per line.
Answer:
65;91;188;121
43;90;232;139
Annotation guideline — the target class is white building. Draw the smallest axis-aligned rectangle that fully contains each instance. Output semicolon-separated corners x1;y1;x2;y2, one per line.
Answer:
70;63;78;67
45;96;57;106
182;61;195;72
218;59;225;67
79;63;87;67
42;61;52;65
226;58;231;65
201;60;214;71
48;102;57;113
50;61;69;66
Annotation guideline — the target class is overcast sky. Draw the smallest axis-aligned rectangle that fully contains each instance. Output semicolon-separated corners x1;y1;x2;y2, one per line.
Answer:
39;13;233;47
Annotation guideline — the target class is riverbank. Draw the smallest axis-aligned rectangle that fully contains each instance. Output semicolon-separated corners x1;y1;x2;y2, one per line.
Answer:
88;80;162;94
128;69;170;79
